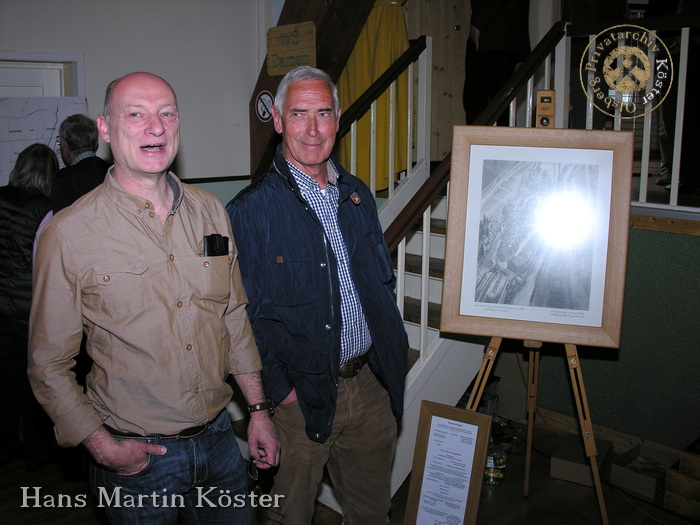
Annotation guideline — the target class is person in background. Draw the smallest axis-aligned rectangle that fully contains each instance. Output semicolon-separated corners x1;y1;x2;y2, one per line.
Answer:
227;66;408;524
29;72;279;524
52;113;110;213
0;143;58;470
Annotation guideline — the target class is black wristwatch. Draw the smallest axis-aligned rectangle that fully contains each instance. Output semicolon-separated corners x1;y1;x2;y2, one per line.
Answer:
248;400;274;416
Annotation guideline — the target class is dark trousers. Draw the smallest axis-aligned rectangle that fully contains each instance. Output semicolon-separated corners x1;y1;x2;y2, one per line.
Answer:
267;366;397;525
0;316;55;467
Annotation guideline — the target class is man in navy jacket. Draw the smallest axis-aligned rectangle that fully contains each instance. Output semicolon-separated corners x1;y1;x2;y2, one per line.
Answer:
227;66;407;524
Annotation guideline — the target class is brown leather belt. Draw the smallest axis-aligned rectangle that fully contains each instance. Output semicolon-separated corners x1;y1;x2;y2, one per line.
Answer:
339;353;368;379
104;422;209;440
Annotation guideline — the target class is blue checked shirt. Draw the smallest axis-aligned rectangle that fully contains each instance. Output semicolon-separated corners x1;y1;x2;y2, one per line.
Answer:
288;161;372;364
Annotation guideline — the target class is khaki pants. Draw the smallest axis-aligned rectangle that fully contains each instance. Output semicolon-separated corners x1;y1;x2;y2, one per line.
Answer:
267;365;397;525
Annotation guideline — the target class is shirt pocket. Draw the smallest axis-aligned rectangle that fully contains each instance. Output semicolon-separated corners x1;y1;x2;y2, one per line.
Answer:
364;231;395;285
267;243;317;306
196;254;232;303
89;257;155;315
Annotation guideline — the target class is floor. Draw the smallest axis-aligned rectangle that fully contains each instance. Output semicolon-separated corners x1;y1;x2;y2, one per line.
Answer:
2;420;695;525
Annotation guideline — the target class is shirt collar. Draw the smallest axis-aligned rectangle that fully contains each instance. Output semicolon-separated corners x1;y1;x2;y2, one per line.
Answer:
104;167;183;215
71;151;97;165
287;159;338;192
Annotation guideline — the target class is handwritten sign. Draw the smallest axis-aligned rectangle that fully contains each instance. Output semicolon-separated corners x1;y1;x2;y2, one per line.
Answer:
266;21;316;77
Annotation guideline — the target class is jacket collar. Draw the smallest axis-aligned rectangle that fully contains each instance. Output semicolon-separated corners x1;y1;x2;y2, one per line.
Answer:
272;143;359;202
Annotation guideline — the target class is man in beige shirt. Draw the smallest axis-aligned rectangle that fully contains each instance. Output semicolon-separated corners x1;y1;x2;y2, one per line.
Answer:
29;72;278;523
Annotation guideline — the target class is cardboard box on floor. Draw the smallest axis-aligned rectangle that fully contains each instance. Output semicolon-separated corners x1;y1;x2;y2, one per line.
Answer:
550;434;613;487
680;435;700;479
666;466;700;500
663;435;700;522
664;490;700;522
610;443;679;504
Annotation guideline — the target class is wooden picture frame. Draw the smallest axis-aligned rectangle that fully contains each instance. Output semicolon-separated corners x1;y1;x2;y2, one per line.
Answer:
441;126;634;348
404;401;492;525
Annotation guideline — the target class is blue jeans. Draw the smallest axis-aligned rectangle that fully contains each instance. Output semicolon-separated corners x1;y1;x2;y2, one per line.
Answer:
89;410;250;524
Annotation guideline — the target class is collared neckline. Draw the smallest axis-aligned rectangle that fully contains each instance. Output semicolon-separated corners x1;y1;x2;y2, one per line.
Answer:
71;151;97;166
103;167;183;218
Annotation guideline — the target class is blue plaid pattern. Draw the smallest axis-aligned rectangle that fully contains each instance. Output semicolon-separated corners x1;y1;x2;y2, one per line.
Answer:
288;161;372;364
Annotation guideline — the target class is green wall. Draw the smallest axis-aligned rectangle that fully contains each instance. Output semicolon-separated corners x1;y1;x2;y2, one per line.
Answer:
191;180;250;207
537;228;700;450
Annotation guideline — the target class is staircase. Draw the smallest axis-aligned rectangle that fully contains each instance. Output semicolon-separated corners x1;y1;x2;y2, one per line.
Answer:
386;190;487;498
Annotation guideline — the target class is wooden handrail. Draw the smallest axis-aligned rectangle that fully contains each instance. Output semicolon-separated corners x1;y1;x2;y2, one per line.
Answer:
385;21;568;252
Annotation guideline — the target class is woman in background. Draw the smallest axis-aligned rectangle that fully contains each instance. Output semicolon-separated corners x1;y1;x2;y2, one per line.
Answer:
0;143;58;469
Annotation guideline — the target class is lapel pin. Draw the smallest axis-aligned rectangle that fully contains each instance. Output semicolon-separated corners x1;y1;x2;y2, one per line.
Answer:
351;193;361;205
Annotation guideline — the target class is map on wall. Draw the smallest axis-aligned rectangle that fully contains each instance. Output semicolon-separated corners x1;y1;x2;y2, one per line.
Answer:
0;97;89;186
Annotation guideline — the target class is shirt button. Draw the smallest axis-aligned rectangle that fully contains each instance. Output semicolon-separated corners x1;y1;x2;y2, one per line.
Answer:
194;387;200;394
186;344;193;351
103;275;110;282
169;254;175;261
145;202;151;209
177;301;183;308
149;211;155;219
325;324;331;330
203;261;210;268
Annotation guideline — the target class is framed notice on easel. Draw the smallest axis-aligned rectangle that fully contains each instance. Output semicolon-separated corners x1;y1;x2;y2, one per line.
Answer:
404;401;492;525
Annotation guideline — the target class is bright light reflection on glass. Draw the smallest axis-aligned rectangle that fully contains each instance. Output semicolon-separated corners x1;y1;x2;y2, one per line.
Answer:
534;191;595;249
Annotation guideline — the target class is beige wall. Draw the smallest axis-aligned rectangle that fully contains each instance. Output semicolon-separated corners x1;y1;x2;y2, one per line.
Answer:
1;0;263;180
404;0;470;161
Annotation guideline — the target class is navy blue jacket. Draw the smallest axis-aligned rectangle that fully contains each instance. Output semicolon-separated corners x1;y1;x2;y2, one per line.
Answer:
226;146;408;443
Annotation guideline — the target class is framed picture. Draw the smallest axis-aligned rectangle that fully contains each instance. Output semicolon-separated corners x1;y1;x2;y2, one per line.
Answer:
404;401;492;525
441;126;634;348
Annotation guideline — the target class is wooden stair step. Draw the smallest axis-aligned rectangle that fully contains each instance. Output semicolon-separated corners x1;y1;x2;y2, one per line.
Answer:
403;297;441;329
399;253;445;278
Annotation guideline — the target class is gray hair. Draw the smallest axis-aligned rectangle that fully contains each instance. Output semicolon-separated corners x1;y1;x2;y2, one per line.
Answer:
9;143;58;197
59;114;99;155
274;66;340;118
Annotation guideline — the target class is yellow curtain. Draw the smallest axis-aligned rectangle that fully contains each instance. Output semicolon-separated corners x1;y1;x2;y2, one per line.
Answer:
337;1;409;190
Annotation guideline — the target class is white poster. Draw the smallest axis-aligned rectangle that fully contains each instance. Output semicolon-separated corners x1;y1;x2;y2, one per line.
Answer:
416;415;478;524
0;97;88;185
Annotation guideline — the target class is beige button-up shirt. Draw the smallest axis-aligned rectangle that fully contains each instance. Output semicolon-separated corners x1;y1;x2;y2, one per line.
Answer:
29;170;261;447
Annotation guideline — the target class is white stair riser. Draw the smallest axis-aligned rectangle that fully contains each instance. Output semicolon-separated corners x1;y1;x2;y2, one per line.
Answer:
403;272;443;303
431;195;448;221
403;321;439;350
403;229;445;258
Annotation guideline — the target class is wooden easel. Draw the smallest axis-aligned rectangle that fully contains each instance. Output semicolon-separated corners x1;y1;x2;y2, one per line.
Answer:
465;337;609;525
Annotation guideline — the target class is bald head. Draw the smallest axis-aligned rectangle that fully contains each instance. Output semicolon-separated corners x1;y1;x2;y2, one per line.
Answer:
103;72;177;121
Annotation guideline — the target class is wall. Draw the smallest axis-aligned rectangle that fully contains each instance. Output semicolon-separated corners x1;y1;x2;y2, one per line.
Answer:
494;228;700;451
0;0;262;180
403;0;470;161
